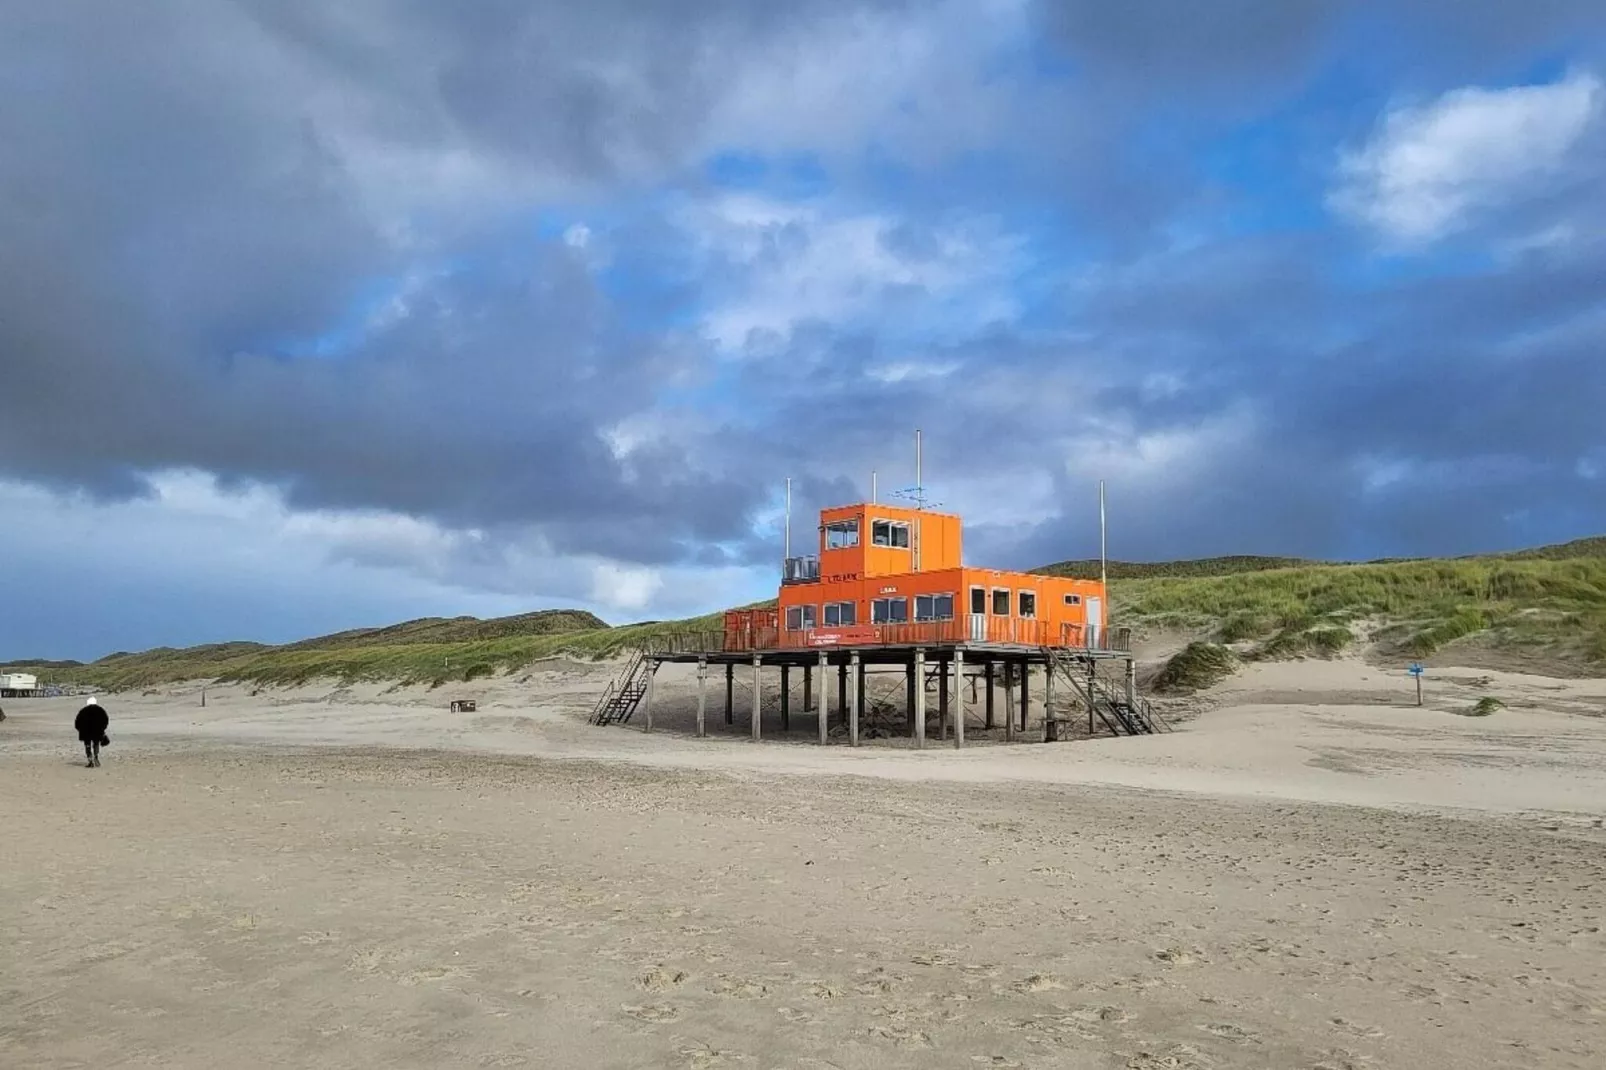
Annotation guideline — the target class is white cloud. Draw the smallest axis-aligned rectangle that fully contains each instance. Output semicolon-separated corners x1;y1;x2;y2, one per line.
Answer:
704;0;1033;165
1332;70;1603;244
0;471;772;658
589;563;663;612
681;194;1026;352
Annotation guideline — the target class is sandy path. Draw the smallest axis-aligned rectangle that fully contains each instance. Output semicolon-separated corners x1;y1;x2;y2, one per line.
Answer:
4;660;1606;1068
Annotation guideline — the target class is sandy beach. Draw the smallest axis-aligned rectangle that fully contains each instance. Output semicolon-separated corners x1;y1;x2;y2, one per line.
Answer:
4;655;1606;1068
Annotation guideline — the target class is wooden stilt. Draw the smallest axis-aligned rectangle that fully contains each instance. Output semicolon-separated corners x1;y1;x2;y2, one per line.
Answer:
751;655;762;741
819;651;830;746
1019;660;1030;733
906;661;916;734
954;649;965;749
849;651;861;746
696;657;707;738
985;660;995;728
938;655;949;741
643;657;655;733
1043;658;1054;741
914;648;927;750
837;662;848;732
1003;662;1015;742
781;664;791;731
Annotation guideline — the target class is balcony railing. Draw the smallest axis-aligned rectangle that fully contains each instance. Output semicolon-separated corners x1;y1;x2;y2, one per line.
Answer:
637;612;1132;657
782;555;820;584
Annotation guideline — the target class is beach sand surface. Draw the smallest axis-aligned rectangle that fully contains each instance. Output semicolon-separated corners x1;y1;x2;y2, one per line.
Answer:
4;653;1605;1068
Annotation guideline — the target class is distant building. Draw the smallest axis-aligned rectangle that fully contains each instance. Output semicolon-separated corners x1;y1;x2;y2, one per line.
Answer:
1;672;39;698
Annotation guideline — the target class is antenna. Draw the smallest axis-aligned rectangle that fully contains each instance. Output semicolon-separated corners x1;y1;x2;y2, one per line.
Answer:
889;428;941;511
1099;479;1107;591
784;477;792;562
871;469;877;503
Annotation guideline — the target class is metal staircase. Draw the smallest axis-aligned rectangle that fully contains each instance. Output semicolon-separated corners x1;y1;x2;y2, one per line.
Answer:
590;649;656;726
1042;648;1169;737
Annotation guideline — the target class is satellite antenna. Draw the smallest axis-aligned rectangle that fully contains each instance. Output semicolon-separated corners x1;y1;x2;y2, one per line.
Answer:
889;429;943;512
887;429;942;572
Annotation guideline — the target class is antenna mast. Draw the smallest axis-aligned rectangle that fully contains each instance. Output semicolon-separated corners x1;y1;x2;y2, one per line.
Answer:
1099;479;1107;591
784;477;792;562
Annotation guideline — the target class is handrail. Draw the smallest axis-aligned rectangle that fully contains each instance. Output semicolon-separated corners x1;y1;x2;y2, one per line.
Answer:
710;611;1132;655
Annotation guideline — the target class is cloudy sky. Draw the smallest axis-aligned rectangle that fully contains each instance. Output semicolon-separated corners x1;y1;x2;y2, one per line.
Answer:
4;1;1605;659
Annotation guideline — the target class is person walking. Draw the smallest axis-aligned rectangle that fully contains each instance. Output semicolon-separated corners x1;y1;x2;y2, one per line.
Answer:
75;696;109;768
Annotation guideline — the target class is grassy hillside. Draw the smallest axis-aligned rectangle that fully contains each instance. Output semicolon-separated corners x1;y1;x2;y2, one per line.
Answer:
4;609;705;691
9;536;1606;691
1115;557;1606;666
1036;556;1315;580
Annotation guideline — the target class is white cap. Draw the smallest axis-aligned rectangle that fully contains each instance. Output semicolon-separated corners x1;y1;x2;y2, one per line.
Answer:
87;695;98;705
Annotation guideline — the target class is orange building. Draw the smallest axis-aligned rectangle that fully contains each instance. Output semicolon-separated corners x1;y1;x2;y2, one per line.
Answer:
725;501;1109;652
598;497;1163;745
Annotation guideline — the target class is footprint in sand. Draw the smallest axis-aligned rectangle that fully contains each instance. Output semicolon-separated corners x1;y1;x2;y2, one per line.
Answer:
623;1003;681;1023
710;978;768;999
1312;1051;1373;1070
674;1043;746;1068
912;952;959;966
1154;947;1198;966
804;982;843;999
1010;973;1064;993
1071;1005;1133;1025
869;1025;932;1049
1198;1022;1260;1044
776;1006;817;1024
1330;1017;1385;1039
639;966;689;992
969;1057;1022;1068
1125;1048;1208;1069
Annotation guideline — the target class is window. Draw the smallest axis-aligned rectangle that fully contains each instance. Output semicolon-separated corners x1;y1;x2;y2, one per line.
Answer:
915;593;955;621
1063;594;1082;606
1018;591;1037;619
785;604;817;631
824;519;859;550
970;587;987;614
871;597;909;624
823;601;857;627
991;588;1011;616
871;519;911;548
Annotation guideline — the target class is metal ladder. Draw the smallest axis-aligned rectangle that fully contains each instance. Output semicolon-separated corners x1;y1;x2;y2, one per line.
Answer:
590;649;656;725
1042;648;1170;737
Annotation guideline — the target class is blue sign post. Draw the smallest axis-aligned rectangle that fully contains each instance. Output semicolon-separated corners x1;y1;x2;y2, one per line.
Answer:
1408;662;1424;706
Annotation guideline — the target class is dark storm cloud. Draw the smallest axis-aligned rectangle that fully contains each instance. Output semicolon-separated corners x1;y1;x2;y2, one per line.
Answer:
0;0;908;559
1038;0;1606;96
3;0;1605;596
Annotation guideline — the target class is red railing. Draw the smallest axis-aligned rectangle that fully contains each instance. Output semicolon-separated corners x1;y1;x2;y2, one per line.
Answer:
706;609;1130;655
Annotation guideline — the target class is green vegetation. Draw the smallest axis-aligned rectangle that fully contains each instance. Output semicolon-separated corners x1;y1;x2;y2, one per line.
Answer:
1036;555;1315;580
5;608;742;691
1115;557;1606;665
1464;696;1506;717
9;534;1606;693
1152;642;1239;694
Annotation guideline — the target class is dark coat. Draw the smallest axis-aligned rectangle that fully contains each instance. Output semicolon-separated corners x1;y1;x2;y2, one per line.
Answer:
75;703;108;743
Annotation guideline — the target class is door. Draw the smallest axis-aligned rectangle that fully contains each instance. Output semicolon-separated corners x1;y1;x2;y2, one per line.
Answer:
1085;597;1102;648
968;587;987;641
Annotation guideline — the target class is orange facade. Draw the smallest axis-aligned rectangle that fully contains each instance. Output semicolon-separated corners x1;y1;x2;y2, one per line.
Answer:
760;502;1109;650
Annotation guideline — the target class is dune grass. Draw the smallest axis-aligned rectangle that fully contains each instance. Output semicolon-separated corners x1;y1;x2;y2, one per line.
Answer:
6;609;735;691
1152;642;1240;694
11;541;1606;692
1113;557;1606;664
